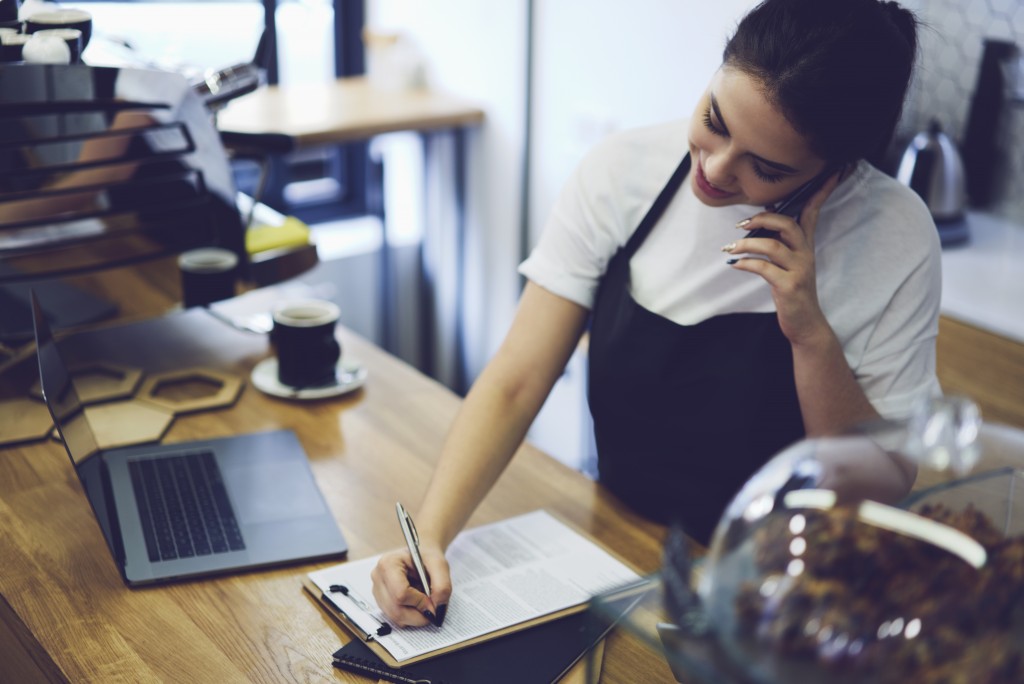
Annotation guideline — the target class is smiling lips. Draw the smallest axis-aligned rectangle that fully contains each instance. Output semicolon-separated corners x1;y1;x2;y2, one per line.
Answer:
695;160;735;200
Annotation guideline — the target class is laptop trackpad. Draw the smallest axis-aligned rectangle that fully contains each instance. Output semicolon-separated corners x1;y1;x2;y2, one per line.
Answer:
224;459;328;524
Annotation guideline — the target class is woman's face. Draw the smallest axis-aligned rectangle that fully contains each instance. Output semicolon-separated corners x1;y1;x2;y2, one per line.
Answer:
688;66;828;208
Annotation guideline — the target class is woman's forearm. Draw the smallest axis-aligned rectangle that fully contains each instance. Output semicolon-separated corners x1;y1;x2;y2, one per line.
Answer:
416;283;589;550
416;366;547;549
791;324;879;436
791;325;917;500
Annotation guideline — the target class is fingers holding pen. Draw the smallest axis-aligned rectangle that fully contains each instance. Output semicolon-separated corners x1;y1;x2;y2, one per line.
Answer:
369;545;453;628
371;549;436;627
421;544;452;626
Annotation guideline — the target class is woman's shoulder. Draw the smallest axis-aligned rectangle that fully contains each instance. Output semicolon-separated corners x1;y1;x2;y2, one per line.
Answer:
830;161;939;251
572;118;691;204
845;163;932;221
587;119;689;163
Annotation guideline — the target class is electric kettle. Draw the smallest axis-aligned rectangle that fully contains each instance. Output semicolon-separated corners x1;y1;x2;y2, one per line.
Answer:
896;119;969;246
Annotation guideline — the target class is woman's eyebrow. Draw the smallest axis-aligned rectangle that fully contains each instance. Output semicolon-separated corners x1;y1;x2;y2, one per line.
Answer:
710;92;800;175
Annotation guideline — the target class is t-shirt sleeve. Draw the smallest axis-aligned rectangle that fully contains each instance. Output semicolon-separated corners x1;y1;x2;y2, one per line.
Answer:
518;141;628;308
853;198;943;420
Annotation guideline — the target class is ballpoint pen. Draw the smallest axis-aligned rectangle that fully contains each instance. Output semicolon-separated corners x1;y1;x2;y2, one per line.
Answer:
396;501;432;598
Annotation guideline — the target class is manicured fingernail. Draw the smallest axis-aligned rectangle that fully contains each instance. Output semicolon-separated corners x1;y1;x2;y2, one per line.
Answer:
726;258;740;265
721;242;736;253
422;609;436;624
436;604;447;626
736;218;752;228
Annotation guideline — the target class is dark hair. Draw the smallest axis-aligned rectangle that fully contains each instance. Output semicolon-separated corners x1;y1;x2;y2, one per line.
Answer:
723;0;918;166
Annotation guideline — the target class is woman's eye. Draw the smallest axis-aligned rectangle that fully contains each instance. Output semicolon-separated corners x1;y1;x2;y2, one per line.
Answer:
753;164;785;184
701;104;788;184
702;109;726;137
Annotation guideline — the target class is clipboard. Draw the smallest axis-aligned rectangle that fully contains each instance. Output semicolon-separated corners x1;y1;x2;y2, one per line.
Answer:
302;577;645;669
301;510;648;670
324;603;626;684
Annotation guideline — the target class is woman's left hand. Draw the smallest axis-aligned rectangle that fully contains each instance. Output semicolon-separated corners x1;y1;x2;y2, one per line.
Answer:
724;172;841;346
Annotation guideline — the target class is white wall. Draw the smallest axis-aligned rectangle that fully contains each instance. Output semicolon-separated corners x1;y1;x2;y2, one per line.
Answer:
368;0;529;383
528;0;759;247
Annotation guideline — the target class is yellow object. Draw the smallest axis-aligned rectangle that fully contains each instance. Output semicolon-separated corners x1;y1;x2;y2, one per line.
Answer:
246;216;312;255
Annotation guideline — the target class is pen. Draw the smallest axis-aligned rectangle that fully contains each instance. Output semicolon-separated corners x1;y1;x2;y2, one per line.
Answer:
396;502;431;597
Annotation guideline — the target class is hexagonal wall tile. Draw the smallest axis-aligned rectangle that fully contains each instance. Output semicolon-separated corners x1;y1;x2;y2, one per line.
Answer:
0;397;53;447
53;401;175;456
30;362;143;405
136;367;243;415
904;0;1024;221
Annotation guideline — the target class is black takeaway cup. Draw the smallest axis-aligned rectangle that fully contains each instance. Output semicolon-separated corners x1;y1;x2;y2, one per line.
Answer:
270;299;342;389
178;247;239;308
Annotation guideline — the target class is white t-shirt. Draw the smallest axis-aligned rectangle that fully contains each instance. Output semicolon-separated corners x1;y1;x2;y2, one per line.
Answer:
519;119;942;420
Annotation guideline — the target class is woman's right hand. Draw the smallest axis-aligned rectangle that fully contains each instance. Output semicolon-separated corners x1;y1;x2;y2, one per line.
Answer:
370;542;452;627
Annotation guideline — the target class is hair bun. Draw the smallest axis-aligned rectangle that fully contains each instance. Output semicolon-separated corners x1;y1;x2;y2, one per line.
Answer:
879;0;919;55
723;0;922;166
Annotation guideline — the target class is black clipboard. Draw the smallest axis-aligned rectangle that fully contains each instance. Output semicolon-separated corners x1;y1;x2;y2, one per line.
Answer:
329;591;643;684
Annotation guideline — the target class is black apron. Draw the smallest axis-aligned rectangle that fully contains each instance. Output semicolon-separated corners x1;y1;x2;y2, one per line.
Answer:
587;153;805;545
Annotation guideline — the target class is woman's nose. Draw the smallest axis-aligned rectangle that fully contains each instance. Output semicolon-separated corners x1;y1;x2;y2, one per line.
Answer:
703;151;735;187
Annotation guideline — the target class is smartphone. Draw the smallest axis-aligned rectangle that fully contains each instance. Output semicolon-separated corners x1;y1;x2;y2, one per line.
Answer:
746;168;836;240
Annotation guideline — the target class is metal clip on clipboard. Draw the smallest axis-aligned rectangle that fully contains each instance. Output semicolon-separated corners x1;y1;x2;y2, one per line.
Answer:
325;584;393;640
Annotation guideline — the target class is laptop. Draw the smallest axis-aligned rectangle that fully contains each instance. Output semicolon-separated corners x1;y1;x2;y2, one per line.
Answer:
31;292;348;586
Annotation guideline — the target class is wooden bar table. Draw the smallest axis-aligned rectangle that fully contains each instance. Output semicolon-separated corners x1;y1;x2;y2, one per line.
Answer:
216;77;486;380
0;303;669;683
215;76;485;146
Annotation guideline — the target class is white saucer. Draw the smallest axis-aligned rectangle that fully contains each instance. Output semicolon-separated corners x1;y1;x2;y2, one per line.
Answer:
251;357;367;400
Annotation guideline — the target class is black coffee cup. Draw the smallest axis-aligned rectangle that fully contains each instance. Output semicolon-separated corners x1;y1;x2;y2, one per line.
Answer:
0;31;29;62
178;247;239;308
0;0;19;23
270;300;342;389
25;8;92;49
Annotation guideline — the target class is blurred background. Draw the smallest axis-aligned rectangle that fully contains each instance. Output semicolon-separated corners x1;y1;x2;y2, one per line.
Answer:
27;0;1024;473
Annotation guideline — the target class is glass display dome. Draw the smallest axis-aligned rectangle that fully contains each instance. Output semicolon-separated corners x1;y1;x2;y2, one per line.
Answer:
662;397;1024;684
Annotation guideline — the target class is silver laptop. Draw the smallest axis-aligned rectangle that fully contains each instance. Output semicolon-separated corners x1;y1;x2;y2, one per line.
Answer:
31;291;348;586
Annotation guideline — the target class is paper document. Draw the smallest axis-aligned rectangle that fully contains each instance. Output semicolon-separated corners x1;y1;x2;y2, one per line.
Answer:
307;510;641;663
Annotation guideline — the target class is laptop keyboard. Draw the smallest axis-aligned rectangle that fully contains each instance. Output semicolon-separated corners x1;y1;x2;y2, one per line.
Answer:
128;451;246;562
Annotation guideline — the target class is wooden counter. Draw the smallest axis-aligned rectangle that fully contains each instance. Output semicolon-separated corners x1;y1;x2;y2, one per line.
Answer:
937;315;1024;430
0;304;666;683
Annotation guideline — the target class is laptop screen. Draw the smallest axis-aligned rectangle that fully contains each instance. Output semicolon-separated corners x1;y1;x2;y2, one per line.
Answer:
32;291;124;563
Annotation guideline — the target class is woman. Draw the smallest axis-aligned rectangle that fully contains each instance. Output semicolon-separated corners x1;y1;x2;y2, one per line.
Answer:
372;0;940;627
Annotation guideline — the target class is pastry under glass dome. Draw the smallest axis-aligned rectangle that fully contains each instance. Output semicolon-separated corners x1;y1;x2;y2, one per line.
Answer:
661;396;1024;684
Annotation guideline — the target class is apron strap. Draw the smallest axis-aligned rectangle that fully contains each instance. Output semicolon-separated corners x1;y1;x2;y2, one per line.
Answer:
621;153;691;260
